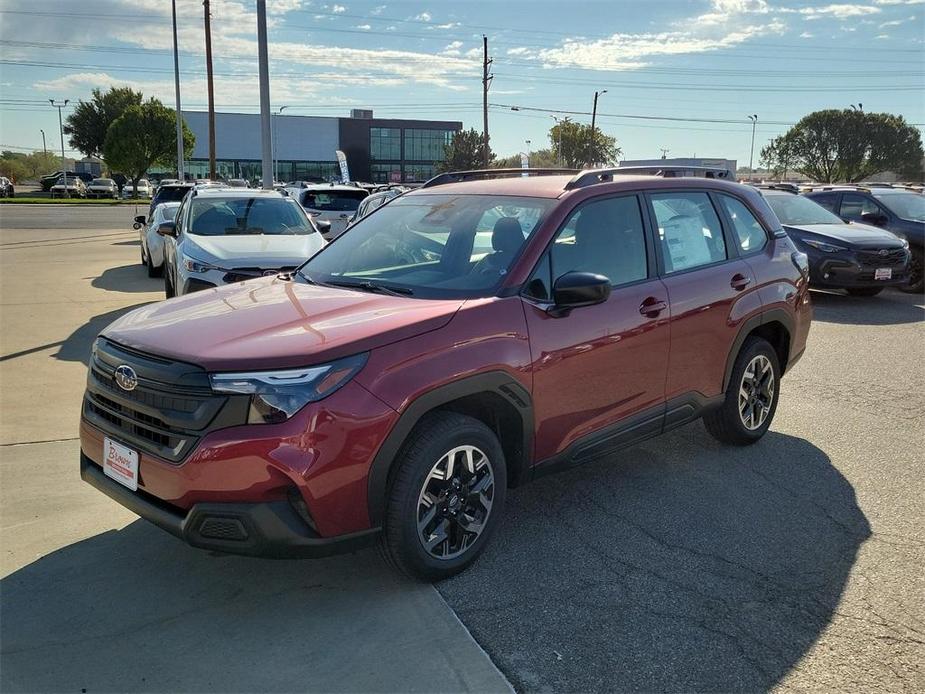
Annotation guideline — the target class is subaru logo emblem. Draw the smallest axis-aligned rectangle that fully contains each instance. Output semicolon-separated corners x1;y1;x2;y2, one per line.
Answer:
114;365;138;391
879;249;890;257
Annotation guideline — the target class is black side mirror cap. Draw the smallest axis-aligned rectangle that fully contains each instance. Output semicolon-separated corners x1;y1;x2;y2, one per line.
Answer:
315;219;332;237
548;271;611;317
156;221;177;238
134;215;146;224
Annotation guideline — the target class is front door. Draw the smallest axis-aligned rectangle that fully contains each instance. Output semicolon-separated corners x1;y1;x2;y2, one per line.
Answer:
523;194;671;463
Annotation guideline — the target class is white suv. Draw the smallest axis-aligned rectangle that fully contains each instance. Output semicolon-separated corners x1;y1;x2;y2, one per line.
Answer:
284;183;369;240
159;188;325;297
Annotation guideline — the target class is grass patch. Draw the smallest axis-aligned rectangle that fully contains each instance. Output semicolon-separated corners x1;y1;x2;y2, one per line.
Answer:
0;197;146;205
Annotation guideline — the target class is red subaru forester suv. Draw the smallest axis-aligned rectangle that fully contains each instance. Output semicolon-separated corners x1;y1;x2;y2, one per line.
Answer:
80;170;812;580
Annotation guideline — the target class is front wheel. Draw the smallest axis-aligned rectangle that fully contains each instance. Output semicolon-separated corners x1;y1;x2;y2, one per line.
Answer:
164;270;175;298
703;337;780;446
379;412;506;581
846;287;883;297
899;248;923;294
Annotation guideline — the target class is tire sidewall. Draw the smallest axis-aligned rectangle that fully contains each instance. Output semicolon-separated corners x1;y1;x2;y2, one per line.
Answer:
387;416;507;580
728;338;781;442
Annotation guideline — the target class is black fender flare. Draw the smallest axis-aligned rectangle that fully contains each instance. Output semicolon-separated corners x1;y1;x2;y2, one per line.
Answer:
723;307;795;391
366;371;533;527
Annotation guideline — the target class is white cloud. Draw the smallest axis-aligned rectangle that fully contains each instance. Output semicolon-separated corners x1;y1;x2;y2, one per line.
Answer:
797;4;882;19
370;5;386;14
506;47;531;56
875;33;891;37
355;24;371;29
800;30;815;36
268;0;306;14
434;22;460;29
873;0;924;5
415;12;432;21
443;40;463;55
331;4;347;13
879;14;917;24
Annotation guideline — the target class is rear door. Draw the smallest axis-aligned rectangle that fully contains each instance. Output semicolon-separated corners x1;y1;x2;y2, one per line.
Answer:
645;190;762;403
522;193;670;463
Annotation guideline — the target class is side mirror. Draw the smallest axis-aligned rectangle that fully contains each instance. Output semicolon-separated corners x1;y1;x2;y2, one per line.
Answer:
315;219;332;236
548;271;611;317
860;212;887;226
156;221;177;238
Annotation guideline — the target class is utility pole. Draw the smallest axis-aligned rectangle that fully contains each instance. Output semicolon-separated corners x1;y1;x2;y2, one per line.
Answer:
747;114;758;174
273;105;288;184
589;89;606;167
39;129;46;155
481;35;492;169
172;0;185;180
659;148;670;159
256;0;273;189
49;99;69;198
203;0;216;180
551;115;563;166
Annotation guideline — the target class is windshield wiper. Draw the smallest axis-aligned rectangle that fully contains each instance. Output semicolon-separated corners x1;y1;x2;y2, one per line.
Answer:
325;279;414;296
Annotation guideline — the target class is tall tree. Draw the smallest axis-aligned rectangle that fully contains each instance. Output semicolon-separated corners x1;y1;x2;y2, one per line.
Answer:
104;98;194;196
761;109;924;183
437;128;494;172
64;87;143;159
494;148;561;169
550;119;621;169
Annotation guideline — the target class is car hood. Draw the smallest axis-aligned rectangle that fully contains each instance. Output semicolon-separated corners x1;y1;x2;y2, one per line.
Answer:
783;222;904;248
185;234;324;267
101;276;464;371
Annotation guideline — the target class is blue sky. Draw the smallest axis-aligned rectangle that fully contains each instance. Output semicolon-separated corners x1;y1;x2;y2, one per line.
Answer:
1;0;923;168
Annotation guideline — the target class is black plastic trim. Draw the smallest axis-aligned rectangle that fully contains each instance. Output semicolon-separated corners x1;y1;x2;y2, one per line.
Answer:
366;371;534;526
722;307;795;390
81;453;380;558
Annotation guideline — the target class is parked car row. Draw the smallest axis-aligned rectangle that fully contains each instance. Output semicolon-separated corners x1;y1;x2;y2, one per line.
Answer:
0;176;14;197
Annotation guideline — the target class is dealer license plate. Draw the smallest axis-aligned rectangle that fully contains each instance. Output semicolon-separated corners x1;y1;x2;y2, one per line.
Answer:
874;268;892;281
103;437;138;491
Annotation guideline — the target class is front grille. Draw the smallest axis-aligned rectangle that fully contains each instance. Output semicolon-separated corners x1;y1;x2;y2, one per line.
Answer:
857;248;908;268
83;339;249;463
223;266;296;284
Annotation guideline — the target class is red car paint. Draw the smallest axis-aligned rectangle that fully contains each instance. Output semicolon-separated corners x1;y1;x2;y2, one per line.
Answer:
80;174;811;555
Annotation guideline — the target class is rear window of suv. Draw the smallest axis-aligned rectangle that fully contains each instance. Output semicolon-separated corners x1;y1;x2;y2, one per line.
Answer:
154;186;193;204
300;190;368;212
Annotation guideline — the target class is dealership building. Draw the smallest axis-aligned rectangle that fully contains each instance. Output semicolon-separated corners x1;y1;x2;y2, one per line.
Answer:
179;110;462;184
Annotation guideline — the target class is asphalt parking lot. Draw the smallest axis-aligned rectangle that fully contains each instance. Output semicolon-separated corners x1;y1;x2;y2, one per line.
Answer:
1;204;923;692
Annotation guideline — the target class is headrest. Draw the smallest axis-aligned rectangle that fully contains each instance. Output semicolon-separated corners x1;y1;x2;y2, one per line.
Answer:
492;217;523;255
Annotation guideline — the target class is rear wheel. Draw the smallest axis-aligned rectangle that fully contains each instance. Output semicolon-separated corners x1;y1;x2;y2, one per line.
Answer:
899;247;923;294
164;271;175;298
379;412;506;581
147;251;162;278
846;287;883;297
703;337;780;446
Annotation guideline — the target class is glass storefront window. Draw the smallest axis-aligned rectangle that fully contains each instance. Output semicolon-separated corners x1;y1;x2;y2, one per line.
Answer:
370;128;402;160
403;129;453;162
404;163;437;182
371;163;402;183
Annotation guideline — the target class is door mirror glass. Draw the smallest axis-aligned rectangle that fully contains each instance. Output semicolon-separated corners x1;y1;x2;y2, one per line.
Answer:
550;271;611;316
156;221;177;237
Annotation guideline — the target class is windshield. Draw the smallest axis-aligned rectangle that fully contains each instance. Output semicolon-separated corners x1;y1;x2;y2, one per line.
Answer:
189;196;316;236
764;193;843;225
300;189;367;212
875;192;925;222
299;193;555;299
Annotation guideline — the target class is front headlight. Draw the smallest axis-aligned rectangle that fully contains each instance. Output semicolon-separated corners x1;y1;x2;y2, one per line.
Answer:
183;255;223;273
209;353;368;424
802;238;847;253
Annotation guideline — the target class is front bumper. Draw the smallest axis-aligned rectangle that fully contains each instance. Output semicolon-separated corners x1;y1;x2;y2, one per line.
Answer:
80;453;379;557
805;250;910;289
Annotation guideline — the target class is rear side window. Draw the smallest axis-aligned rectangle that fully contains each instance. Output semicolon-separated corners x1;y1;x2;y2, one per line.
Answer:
650;192;727;273
718;195;767;254
807;193;838;212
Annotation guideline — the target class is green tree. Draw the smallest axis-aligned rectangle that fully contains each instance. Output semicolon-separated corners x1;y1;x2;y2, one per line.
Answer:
761;109;924;183
436;128;494;172
494;148;561;169
0;153;29;182
64;86;143;158
550;118;621;169
104;98;194;196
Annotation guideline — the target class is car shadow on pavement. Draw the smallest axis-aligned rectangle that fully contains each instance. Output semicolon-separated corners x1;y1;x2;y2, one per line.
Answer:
0;524;480;693
89;264;163;294
439;425;871;693
810;289;924;325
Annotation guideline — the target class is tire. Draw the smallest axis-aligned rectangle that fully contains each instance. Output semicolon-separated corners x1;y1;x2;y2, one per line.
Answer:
379;412;507;581
703;336;780;446
147;252;162;278
164;271;175;298
846;287;883;297
899;247;923;294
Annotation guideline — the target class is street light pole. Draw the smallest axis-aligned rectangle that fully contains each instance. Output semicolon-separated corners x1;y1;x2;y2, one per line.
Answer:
172;0;184;180
39;129;46;155
551;115;562;166
590;89;606;166
256;0;273;190
49;99;69;198
747;114;758;175
273;105;288;184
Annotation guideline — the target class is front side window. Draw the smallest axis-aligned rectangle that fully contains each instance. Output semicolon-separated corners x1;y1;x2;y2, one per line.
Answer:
719;195;767;254
189;197;316;236
874;192;925;222
840;193;881;220
650;192;727;273
299;194;555;298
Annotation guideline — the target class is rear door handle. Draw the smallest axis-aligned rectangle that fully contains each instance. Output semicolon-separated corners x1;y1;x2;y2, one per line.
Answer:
639;297;668;317
731;273;752;291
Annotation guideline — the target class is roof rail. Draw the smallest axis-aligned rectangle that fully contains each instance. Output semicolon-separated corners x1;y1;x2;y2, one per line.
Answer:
565;165;736;190
420;168;579;189
750;182;799;193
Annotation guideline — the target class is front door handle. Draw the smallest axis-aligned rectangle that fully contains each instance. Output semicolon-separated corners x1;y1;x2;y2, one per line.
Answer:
639;297;668;317
731;273;751;291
